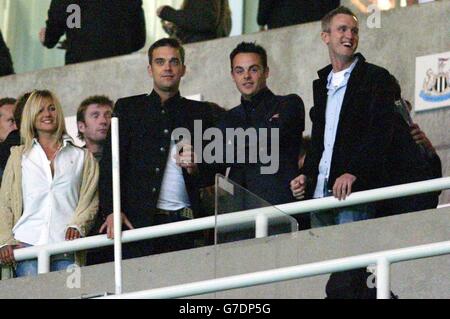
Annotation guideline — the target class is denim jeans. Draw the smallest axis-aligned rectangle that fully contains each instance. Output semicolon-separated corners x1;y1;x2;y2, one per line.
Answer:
15;244;75;278
310;187;376;228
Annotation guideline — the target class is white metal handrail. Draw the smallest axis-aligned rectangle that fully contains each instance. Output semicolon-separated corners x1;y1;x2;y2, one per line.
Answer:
9;176;450;273
97;240;450;299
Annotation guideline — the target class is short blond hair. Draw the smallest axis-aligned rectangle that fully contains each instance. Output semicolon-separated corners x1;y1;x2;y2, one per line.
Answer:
321;6;358;32
20;90;67;151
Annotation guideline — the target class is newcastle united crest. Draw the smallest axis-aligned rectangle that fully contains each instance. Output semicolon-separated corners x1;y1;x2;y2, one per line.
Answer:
415;52;450;111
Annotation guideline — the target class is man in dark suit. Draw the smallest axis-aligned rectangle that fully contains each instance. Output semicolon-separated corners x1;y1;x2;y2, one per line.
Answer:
0;30;14;76
290;6;397;299
39;0;146;65
257;0;340;30
219;42;308;230
97;38;216;259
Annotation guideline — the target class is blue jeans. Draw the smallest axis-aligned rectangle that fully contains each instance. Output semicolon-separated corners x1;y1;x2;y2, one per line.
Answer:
15;244;75;278
310;188;376;228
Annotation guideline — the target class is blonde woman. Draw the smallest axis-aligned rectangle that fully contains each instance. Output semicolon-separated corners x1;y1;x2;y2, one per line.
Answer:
0;90;98;278
157;0;232;44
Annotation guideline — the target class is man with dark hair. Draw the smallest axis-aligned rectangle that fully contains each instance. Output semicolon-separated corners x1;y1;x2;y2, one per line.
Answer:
76;95;113;161
0;31;14;76
290;6;398;298
219;41;308;229
39;0;146;65
98;38;215;259
0;98;16;143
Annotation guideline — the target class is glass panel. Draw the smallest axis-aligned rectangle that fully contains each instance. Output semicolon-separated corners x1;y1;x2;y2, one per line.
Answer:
214;174;298;245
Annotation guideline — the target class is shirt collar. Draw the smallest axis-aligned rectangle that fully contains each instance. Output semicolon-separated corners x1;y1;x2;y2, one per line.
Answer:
32;134;75;149
148;90;182;110
326;57;359;90
241;87;273;108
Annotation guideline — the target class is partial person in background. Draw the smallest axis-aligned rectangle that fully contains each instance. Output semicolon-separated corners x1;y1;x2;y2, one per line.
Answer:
0;90;98;278
157;0;232;44
76;96;113;161
378;82;442;217
40;0;146;65
258;0;340;30
0;98;17;179
0;30;14;76
351;0;396;13
0;93;31;177
0;98;16;144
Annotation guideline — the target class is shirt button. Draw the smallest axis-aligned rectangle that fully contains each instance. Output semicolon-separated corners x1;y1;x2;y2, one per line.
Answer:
161;109;166;115
160;147;165;153
163;129;169;135
155;167;161;174
152;188;157;194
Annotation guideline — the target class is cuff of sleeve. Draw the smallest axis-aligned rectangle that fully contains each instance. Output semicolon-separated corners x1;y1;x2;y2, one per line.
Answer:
66;225;84;238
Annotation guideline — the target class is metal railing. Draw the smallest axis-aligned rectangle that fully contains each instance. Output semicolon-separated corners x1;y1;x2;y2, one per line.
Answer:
11;176;450;267
97;240;450;299
8;176;450;297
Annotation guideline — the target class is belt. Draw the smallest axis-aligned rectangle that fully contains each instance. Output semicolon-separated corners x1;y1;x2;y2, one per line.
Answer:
156;207;194;220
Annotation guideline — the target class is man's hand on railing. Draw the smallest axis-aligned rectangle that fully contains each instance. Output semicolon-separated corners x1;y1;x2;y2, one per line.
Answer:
99;213;135;239
65;228;81;241
333;173;357;200
290;174;307;200
0;243;26;265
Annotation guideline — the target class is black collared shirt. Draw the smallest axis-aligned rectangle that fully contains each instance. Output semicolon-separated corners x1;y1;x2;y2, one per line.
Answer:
241;87;272;124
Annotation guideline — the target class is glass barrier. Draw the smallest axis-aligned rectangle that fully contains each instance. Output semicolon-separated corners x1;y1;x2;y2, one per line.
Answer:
214;174;298;245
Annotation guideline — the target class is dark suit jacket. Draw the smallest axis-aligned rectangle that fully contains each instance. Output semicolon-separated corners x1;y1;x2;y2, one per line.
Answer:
303;53;397;198
257;0;340;29
0;30;14;76
44;0;146;64
99;91;216;231
218;88;305;206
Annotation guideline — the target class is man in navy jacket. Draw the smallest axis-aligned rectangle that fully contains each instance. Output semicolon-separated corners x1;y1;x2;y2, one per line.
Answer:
219;42;309;230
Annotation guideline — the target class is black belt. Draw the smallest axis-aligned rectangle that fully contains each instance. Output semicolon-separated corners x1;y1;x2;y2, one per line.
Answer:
155;207;194;219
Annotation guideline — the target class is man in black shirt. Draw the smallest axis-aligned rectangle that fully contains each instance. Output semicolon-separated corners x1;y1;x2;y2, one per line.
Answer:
218;42;308;229
98;38;215;259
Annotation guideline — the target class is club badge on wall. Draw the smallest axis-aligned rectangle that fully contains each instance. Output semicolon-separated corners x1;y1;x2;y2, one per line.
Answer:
415;51;450;112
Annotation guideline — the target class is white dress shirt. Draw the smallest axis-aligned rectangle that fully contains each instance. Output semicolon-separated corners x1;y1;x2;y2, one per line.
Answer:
157;140;191;211
12;136;85;246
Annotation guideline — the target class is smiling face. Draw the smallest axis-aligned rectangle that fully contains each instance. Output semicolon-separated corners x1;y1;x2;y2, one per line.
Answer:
231;53;269;100
34;97;58;135
321;13;359;69
147;46;186;95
